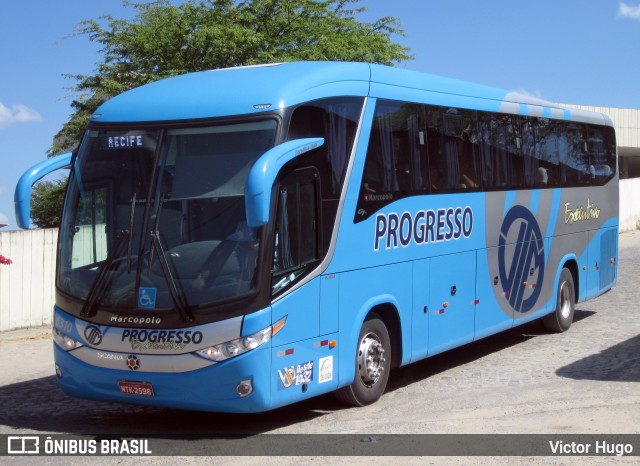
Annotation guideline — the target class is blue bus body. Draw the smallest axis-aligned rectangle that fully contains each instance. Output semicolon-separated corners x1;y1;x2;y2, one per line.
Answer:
18;62;618;412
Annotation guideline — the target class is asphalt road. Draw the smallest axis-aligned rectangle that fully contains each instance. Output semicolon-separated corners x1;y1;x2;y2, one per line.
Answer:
1;231;639;465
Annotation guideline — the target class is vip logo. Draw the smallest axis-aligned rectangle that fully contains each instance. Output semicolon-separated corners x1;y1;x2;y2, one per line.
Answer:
498;205;545;313
278;367;296;388
84;325;103;346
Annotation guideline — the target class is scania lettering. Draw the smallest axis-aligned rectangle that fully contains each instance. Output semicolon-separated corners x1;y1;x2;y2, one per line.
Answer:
15;62;618;412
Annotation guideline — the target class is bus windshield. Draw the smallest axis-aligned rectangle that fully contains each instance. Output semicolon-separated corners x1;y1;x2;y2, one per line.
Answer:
58;120;277;317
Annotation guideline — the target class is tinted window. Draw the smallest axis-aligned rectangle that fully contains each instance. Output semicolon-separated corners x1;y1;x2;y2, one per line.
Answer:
588;126;616;184
287;97;363;199
426;106;480;192
272;169;320;296
360;101;427;192
287;97;363;252
522;118;559;187
355;101;428;221
353;99;616;223
478;113;523;189
558;122;591;186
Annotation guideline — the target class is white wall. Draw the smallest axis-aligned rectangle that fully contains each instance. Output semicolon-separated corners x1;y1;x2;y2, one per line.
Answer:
620;178;640;233
0;228;58;332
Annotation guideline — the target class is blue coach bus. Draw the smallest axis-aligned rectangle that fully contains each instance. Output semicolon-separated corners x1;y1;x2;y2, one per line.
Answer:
16;62;618;412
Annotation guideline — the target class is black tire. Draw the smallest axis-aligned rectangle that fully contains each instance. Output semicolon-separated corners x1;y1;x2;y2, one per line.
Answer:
542;268;575;332
335;315;391;406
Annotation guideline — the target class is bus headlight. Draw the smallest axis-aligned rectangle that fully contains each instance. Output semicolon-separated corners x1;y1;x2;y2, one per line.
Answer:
195;316;286;362
53;327;84;351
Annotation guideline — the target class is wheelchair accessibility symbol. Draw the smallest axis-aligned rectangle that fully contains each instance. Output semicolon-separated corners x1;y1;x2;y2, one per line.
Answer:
138;287;157;309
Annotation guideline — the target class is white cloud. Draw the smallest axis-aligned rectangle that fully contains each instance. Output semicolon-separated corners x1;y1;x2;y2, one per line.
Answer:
0;102;42;128
618;2;640;20
512;88;544;99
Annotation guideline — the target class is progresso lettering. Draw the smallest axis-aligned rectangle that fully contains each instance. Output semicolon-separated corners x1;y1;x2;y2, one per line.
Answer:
374;206;473;251
121;329;203;345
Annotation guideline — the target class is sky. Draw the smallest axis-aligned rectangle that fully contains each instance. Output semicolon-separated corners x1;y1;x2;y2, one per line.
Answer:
1;0;639;230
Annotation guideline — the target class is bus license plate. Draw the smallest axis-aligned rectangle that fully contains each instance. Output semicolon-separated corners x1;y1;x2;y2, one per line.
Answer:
118;380;155;397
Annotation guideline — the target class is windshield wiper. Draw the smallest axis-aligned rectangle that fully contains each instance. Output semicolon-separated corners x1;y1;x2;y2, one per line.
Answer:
148;192;166;269
127;193;137;273
150;231;194;324
80;229;129;318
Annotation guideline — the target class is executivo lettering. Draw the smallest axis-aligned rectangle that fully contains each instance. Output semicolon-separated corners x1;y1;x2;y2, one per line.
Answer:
564;198;601;224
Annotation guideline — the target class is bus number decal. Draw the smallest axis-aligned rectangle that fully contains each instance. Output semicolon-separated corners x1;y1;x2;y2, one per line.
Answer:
374;206;473;251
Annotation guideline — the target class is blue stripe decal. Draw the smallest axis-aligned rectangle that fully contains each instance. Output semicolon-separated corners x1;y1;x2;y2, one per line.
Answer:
543;107;552;118
530;189;540;215
545;188;562;258
563;109;571;121
519;104;528;116
503;191;517;217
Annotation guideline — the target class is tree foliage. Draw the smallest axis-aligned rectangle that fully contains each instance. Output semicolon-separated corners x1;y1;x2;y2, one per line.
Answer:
31;179;67;228
50;0;411;154
37;0;410;226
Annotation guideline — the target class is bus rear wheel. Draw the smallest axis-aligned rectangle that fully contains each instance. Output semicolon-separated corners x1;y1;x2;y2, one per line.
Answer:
542;267;575;332
335;315;391;407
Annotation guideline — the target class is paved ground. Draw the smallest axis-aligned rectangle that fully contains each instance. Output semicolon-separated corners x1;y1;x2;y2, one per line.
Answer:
1;230;639;465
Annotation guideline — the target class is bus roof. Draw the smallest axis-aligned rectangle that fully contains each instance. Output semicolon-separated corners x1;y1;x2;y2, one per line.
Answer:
91;61;611;126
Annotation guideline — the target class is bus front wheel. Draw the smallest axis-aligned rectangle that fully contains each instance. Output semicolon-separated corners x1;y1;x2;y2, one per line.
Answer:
335;315;391;406
542;267;575;332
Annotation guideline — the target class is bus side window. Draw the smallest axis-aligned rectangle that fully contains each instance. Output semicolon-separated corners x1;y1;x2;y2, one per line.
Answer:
426;106;480;192
523;117;558;187
558;123;590;186
478;112;523;189
365;101;428;195
588;126;616;185
356;101;427;220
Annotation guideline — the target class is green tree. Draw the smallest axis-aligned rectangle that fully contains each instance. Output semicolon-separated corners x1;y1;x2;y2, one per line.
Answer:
50;0;411;154
31;179;67;228
37;0;410;226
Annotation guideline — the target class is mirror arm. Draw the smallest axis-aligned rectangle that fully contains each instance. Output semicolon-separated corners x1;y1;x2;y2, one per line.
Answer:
245;138;324;227
14;152;73;229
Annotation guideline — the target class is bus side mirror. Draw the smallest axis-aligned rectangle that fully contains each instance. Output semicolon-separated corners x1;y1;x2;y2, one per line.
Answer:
14;152;74;229
245;138;324;227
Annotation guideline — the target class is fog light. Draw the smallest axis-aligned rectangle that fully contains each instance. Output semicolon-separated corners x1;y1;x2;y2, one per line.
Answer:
236;380;253;397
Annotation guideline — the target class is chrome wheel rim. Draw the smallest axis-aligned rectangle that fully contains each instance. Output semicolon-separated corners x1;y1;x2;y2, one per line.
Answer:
559;281;572;319
357;332;386;386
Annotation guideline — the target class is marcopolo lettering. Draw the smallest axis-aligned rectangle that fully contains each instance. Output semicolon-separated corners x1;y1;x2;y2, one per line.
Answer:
121;329;203;345
374;206;473;251
110;314;162;325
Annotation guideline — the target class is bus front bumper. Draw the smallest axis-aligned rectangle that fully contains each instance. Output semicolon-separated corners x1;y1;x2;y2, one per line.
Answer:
53;342;272;413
